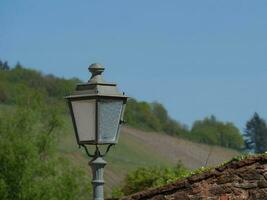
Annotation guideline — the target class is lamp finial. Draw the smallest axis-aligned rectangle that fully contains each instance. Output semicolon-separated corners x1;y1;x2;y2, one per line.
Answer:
88;63;105;83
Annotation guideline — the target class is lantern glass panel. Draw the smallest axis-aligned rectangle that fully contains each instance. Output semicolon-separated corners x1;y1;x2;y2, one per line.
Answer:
98;99;123;143
71;99;96;142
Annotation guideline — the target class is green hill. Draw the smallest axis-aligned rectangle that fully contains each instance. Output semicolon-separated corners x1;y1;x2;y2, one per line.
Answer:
0;62;244;150
0;62;241;198
58;115;239;196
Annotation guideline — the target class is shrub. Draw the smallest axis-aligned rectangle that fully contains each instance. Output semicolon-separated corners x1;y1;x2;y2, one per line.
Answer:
118;162;189;196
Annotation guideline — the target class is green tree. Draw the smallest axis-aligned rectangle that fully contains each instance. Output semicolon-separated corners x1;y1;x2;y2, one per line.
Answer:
0;89;91;200
151;102;168;126
245;113;267;153
2;61;10;71
124;99;162;131
0;81;8;103
151;102;188;136
119;162;188;196
15;62;23;69
0;60;10;71
190;115;244;149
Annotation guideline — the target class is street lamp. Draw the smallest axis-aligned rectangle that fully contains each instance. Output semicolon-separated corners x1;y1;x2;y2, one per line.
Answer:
65;63;128;200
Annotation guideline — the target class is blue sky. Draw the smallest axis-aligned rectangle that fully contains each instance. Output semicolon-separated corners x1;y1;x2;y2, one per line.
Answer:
1;0;267;130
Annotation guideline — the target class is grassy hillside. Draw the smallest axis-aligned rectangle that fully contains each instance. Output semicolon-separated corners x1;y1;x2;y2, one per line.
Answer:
0;63;244;150
0;103;241;197
58;114;239;196
57;116;173;195
0;63;241;198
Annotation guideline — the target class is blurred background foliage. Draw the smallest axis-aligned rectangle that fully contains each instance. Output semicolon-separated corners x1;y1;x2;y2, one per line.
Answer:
0;61;91;199
0;60;245;150
1;60;267;198
125;100;244;150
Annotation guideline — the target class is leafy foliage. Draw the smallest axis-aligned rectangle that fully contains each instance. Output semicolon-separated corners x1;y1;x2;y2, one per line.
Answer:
244;113;267;153
124;99;189;136
0;86;91;200
0;59;249;199
0;61;79;105
124;99;162;131
112;162;189;198
0;59;10;71
0;60;244;151
189;116;244;150
125;100;244;150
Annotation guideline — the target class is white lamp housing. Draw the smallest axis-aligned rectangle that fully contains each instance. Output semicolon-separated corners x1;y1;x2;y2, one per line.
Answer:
66;64;127;145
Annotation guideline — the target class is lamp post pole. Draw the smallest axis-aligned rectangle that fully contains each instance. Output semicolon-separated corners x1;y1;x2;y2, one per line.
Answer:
65;63;127;200
90;156;107;200
89;148;107;200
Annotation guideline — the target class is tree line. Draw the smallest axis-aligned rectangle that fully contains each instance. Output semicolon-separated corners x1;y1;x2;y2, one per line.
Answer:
125;99;245;150
0;75;91;199
1;60;267;199
0;59;266;153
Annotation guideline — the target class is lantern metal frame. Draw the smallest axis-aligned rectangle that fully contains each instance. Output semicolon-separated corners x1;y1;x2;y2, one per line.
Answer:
67;95;127;145
65;63;128;146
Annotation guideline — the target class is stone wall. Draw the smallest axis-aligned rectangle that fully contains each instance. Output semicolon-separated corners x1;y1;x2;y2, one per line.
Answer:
120;155;267;200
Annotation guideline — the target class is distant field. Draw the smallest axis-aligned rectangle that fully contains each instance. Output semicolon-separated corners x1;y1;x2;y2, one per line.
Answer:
58;117;240;197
